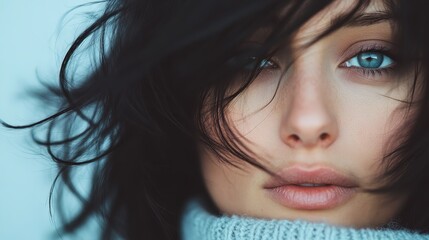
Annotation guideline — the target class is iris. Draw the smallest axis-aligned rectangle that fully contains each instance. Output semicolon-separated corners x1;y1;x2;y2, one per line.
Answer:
357;52;384;68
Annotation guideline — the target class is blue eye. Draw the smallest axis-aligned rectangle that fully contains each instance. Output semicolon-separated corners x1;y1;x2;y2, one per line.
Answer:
258;58;277;69
242;57;278;70
344;52;394;69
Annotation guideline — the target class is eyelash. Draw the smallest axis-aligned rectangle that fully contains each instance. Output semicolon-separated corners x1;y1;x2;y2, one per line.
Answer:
340;45;396;78
251;44;396;79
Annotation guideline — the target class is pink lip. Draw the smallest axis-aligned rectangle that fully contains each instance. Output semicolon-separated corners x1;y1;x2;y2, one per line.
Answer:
264;166;358;210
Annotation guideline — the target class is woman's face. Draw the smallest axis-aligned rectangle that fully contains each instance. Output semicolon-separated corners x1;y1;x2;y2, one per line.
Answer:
200;0;415;228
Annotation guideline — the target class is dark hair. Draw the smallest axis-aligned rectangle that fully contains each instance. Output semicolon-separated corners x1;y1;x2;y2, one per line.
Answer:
4;0;429;239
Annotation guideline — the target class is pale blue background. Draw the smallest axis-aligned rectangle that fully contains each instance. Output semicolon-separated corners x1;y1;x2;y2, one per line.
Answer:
0;1;101;239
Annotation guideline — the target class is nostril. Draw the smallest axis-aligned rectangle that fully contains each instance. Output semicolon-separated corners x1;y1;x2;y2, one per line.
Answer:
288;134;300;143
284;132;335;148
320;132;329;141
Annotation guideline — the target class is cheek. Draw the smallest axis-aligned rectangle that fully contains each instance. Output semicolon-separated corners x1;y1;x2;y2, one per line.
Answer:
199;148;260;215
227;73;280;122
337;91;410;184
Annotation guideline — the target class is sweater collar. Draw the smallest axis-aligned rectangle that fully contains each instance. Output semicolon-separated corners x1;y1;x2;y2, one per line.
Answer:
181;199;429;240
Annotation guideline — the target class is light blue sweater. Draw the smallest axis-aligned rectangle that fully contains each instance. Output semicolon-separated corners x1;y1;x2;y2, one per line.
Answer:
181;199;429;240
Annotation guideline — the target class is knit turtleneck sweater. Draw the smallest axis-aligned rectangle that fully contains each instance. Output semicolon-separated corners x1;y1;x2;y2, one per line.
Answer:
181;199;429;240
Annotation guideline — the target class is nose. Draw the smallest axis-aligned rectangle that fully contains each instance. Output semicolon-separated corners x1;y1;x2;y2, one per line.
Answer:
280;73;338;149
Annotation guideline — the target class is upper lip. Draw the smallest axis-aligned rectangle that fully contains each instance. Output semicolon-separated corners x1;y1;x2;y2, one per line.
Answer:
263;166;358;189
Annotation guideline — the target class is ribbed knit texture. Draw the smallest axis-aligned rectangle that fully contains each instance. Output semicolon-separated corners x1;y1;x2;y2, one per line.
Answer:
181;199;429;240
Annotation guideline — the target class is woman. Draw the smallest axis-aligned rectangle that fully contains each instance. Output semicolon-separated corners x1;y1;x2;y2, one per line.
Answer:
6;0;429;239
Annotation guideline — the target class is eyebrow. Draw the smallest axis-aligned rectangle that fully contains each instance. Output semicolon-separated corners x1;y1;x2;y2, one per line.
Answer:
334;12;394;28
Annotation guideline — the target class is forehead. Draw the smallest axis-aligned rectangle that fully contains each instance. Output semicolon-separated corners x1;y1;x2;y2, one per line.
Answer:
249;0;393;45
296;0;391;41
245;0;395;58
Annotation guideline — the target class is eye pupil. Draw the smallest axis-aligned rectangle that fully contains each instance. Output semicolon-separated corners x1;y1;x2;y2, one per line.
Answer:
357;52;384;68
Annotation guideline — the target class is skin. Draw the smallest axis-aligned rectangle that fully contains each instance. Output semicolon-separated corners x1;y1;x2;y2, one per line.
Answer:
200;0;416;228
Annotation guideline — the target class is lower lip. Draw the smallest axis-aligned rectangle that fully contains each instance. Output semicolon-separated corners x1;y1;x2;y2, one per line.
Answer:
266;185;357;210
